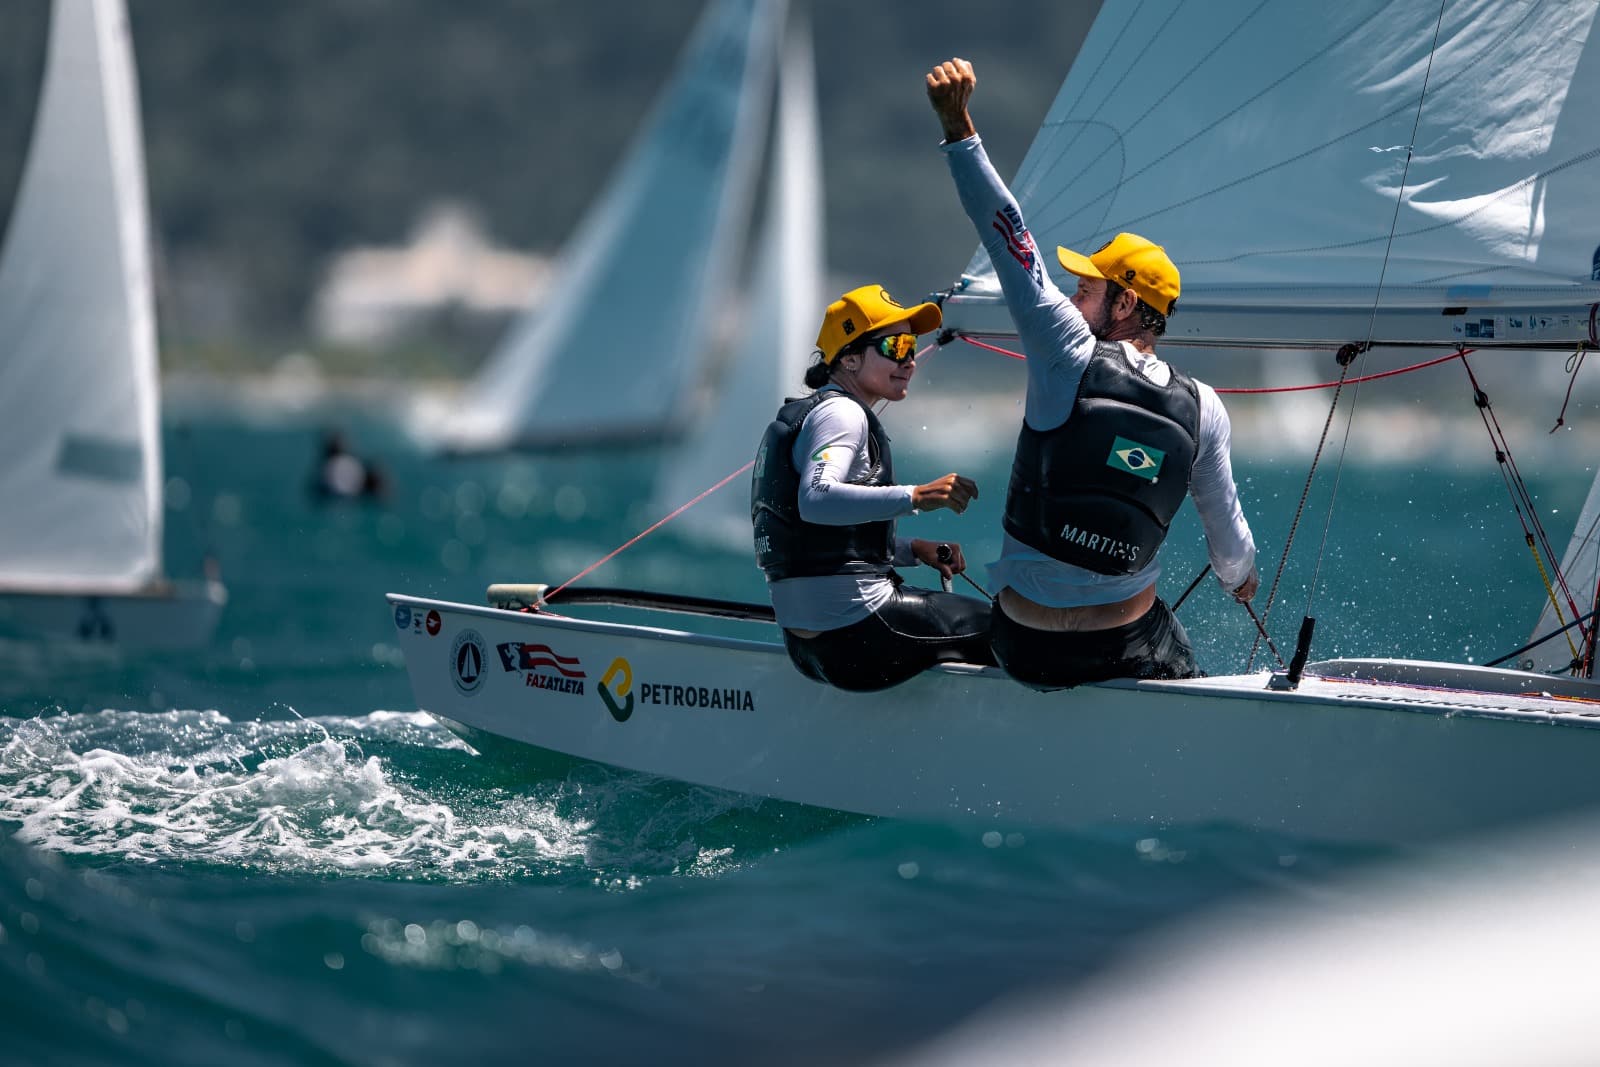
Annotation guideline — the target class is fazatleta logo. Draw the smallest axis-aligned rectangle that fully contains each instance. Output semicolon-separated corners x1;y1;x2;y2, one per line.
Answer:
496;642;587;695
596;656;756;722
1106;435;1165;482
450;629;488;695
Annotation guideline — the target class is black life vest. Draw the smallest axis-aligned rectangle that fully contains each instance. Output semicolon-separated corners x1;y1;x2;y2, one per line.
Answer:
751;389;896;581
1003;341;1200;575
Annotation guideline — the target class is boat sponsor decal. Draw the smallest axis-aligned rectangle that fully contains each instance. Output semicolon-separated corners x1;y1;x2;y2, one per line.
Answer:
991;205;1041;282
594;655;756;717
395;604;444;637
598;658;635;722
1106;435;1164;481
1058;521;1140;566
1592;244;1599;282
495;642;587;696
450;629;488;695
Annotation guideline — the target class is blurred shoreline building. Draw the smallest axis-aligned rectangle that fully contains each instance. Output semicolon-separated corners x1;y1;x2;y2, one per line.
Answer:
311;201;550;348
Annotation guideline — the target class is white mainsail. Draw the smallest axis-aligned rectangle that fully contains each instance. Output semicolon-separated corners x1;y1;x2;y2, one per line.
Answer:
939;1;1600;350
434;0;784;452
0;0;162;593
653;17;823;548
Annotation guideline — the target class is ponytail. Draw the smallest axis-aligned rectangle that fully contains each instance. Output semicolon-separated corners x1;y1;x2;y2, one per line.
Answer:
803;351;832;390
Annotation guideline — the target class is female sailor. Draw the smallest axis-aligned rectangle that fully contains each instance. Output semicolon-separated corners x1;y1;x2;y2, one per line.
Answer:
751;284;996;691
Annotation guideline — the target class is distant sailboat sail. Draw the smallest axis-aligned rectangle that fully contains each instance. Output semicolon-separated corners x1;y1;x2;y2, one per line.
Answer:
939;1;1600;349
653;17;823;547
0;0;161;593
0;0;224;647
435;0;784;452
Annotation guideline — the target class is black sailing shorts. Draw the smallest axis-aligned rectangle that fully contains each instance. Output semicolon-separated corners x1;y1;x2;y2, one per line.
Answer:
782;584;996;693
989;594;1200;692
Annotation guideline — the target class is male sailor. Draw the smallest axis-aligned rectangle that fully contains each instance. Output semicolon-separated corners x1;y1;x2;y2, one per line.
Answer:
925;58;1259;690
751;284;996;691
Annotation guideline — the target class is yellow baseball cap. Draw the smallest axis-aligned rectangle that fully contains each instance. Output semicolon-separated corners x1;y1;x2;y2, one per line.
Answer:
1056;232;1180;316
816;285;942;363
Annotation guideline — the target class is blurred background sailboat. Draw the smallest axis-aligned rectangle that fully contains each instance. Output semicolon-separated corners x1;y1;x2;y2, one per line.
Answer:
0;0;226;648
424;0;785;453
651;15;824;549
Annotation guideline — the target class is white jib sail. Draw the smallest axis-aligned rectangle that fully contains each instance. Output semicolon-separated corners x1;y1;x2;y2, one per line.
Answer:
653;15;823;548
939;0;1600;349
0;0;163;593
436;0;784;452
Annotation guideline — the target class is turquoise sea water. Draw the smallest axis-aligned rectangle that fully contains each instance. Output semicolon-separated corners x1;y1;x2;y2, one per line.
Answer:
2;386;1596;1065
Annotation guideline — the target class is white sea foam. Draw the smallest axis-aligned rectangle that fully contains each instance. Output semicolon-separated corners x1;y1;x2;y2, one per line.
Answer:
0;709;601;877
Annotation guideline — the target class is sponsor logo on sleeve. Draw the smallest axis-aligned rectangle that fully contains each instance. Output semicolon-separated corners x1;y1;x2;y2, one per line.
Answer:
992;205;1041;282
450;629;487;694
496;642;587;695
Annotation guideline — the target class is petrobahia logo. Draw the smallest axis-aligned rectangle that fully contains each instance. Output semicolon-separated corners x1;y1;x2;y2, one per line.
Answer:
450;629;487;695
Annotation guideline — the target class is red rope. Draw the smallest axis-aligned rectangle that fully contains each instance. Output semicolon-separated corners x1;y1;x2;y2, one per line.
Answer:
955;334;1474;393
545;460;753;602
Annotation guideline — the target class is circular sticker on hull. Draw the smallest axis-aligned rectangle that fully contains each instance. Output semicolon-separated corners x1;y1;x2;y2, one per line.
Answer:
450;629;487;694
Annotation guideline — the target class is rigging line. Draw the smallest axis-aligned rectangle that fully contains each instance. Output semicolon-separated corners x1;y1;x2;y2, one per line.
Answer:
1296;0;1450;628
545;461;753;602
1246;362;1350;670
1460;354;1586;637
1485;606;1600;669
956;333;1469;393
1171;563;1211;613
552;340;944;599
1549;341;1591;433
1242;600;1287;669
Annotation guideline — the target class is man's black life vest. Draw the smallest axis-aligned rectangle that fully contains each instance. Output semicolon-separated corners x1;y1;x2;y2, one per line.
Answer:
751;389;896;581
1003;341;1200;575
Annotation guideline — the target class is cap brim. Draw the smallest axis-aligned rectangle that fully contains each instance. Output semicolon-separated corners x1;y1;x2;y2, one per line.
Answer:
1056;246;1106;280
867;301;944;338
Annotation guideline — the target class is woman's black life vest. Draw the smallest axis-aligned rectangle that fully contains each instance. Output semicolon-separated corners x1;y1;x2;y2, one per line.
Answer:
1002;342;1200;575
751;389;896;581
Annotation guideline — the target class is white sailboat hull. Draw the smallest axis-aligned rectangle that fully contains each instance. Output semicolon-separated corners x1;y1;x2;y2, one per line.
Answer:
0;580;226;648
390;593;1600;846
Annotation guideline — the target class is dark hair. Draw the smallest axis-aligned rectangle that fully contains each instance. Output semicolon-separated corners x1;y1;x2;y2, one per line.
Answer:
803;349;833;389
1106;281;1169;337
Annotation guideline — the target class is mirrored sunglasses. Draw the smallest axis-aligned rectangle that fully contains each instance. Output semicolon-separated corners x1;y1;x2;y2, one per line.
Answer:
863;333;919;363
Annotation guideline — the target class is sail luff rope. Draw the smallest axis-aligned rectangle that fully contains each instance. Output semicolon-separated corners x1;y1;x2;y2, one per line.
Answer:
1294;0;1451;636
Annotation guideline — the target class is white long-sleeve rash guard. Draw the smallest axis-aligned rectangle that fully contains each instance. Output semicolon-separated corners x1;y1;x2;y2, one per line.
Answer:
942;135;1256;607
765;388;921;632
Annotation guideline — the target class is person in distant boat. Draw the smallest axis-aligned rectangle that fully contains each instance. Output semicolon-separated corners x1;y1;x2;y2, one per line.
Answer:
751;284;996;692
311;429;389;502
924;58;1258;690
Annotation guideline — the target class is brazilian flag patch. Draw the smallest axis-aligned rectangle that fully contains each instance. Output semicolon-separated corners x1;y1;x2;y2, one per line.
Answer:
1107;436;1164;480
